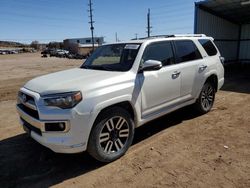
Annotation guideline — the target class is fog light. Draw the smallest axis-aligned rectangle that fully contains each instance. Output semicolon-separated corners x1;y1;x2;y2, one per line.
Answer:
58;123;65;129
45;122;66;132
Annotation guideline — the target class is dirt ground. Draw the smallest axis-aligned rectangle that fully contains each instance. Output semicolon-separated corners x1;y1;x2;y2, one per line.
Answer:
0;53;249;188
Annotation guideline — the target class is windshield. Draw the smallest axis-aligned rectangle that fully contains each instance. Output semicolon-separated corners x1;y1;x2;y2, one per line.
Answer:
80;43;140;71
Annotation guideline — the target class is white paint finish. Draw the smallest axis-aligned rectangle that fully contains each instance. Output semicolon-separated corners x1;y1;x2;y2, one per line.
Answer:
16;36;224;154
140;64;181;117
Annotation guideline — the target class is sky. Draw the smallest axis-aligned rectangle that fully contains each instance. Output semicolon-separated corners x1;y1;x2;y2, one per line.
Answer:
0;0;200;44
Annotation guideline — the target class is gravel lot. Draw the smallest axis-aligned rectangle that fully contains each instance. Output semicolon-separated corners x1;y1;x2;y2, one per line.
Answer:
0;53;249;188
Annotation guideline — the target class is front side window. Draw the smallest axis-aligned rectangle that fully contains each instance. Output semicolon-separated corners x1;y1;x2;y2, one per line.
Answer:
141;41;174;66
198;39;218;56
175;40;202;63
81;43;140;72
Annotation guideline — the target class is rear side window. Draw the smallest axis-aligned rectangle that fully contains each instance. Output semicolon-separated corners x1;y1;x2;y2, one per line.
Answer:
174;40;202;63
142;41;174;66
198;39;217;56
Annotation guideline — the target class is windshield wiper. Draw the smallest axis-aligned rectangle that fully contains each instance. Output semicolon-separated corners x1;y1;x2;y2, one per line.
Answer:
81;65;90;69
81;65;113;71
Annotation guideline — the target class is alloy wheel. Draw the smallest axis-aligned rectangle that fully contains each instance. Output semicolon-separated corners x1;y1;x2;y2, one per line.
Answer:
99;116;129;154
201;84;214;111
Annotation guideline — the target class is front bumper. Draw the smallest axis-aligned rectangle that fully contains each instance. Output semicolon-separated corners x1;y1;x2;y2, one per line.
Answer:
16;88;97;154
17;105;86;153
17;104;70;133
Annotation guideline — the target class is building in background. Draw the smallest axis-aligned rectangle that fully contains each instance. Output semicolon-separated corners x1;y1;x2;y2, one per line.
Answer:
194;0;250;64
63;37;104;56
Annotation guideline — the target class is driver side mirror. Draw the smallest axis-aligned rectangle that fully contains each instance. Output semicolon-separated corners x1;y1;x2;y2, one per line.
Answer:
141;60;162;71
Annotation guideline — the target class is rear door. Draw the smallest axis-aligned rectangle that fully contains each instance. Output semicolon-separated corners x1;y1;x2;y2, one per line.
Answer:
173;40;204;100
198;39;223;90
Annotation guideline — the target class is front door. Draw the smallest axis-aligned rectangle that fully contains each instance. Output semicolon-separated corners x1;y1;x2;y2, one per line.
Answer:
139;41;181;117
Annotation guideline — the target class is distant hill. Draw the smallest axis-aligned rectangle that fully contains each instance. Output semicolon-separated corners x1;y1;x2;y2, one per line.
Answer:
0;41;26;47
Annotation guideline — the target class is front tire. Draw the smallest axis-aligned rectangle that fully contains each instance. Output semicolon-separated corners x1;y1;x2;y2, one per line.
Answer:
87;107;134;162
194;82;215;114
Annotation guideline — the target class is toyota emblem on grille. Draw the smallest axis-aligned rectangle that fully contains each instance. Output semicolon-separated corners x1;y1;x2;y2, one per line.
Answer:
22;94;27;103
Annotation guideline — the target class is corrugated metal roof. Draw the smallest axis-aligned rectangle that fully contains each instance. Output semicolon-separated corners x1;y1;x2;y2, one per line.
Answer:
196;0;250;24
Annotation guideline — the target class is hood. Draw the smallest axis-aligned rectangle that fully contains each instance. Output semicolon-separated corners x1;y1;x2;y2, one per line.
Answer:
24;68;126;95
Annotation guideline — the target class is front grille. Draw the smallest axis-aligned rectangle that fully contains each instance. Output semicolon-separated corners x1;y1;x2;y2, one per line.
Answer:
21;118;42;136
18;91;36;104
17;103;39;119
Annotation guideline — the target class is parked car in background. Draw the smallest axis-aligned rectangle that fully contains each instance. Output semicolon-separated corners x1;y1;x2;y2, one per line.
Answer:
49;49;58;57
55;49;69;58
0;51;7;55
41;49;49;55
41;48;86;59
9;50;18;54
68;53;86;59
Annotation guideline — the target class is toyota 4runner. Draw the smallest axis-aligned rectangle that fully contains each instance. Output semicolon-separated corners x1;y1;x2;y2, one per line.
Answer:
17;34;224;162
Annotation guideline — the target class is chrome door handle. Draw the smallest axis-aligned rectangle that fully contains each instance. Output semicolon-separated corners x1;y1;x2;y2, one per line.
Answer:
172;71;181;79
199;65;207;72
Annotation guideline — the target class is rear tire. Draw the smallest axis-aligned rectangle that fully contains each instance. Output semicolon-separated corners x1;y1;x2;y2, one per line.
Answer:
194;82;215;114
87;107;134;162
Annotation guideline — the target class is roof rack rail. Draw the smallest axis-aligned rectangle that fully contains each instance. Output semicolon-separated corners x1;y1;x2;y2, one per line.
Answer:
137;34;206;40
173;34;206;37
137;35;175;40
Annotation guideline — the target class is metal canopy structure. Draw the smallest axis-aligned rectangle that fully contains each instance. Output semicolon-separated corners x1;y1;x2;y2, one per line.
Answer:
195;0;250;63
196;0;250;24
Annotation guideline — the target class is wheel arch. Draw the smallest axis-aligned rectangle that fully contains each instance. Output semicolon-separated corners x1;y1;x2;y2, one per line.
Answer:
93;101;136;126
205;74;218;92
87;101;136;161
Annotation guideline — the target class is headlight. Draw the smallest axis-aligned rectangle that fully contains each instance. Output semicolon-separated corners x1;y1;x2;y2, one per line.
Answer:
43;91;82;109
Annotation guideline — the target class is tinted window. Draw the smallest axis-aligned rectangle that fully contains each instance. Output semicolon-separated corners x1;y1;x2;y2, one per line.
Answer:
142;41;174;66
175;40;202;63
81;43;140;72
198;39;217;56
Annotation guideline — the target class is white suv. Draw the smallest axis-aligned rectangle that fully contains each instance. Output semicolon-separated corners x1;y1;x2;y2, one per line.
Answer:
17;34;224;162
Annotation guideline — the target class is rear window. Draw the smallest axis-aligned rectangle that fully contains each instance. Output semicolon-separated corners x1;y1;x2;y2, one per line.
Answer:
198;39;217;56
174;40;202;63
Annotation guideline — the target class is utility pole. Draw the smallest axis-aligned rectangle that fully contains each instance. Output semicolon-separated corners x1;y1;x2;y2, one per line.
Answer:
135;33;138;40
147;8;152;37
88;0;95;51
115;32;118;42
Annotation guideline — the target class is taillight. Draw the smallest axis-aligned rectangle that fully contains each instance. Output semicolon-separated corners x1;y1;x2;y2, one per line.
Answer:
219;56;225;65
